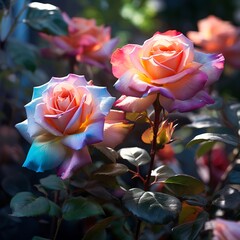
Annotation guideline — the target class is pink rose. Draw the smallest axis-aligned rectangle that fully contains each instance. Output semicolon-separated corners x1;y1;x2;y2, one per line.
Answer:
111;31;224;113
101;110;134;148
15;74;116;179
41;13;118;69
209;218;240;240
187;15;240;68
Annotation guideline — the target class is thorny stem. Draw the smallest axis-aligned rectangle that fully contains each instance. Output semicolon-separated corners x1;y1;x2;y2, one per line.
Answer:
135;95;163;240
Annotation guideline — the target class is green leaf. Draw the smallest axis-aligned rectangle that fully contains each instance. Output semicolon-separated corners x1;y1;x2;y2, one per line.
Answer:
172;211;209;240
62;197;104;221
24;2;68;35
187;133;239;148
48;200;61;217
164;175;205;196
6;40;38;71
196;141;216;158
39;174;66;191
10;192;49;217
94;163;129;177
93;146;118;163
151;165;175;179
123;188;181;224
187;118;222;129
118;147;151;166
82;216;118;240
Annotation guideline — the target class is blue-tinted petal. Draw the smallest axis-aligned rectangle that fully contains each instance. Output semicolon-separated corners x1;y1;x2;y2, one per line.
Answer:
62;120;104;150
23;139;66;172
87;86;115;115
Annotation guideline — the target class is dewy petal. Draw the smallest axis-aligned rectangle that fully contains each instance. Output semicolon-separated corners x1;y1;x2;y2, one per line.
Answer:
114;94;156;112
114;69;151;97
159;90;214;113
111;44;136;78
194;51;225;85
22;138;66;172
58;147;92;179
15;120;33;143
62;119;105;150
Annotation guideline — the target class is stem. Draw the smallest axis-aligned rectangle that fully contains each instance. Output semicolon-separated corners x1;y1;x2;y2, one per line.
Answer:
53;218;63;240
144;96;162;191
135;95;162;239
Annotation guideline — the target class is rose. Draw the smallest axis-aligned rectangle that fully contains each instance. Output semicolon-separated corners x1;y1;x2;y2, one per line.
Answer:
187;15;240;68
15;74;117;179
101;110;134;148
208;218;240;240
41;13;118;69
111;31;224;113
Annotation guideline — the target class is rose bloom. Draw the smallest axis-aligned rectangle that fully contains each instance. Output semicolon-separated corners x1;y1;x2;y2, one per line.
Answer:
111;30;224;113
187;15;240;68
208;218;240;240
41;13;118;69
15;74;131;179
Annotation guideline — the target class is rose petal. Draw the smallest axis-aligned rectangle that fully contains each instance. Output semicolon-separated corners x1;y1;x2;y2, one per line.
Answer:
114;94;156;112
15;120;32;143
164;70;208;100
114;69;151;97
111;44;136;78
100;110;134;148
87;85;116;116
62;119;105;150
195;51;225;85
58;147;92;179
159;90;214;113
22;138;66;172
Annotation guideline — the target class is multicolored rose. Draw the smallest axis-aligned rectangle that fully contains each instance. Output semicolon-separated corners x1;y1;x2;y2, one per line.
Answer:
15;74;119;179
41;13;118;69
111;30;224;113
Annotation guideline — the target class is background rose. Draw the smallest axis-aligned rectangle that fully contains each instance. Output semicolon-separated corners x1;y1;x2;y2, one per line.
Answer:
111;31;224;113
41;13;118;69
187;15;240;68
15;74;116;179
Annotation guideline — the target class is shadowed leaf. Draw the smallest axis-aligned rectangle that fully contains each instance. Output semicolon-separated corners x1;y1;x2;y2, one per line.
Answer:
123;188;181;224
